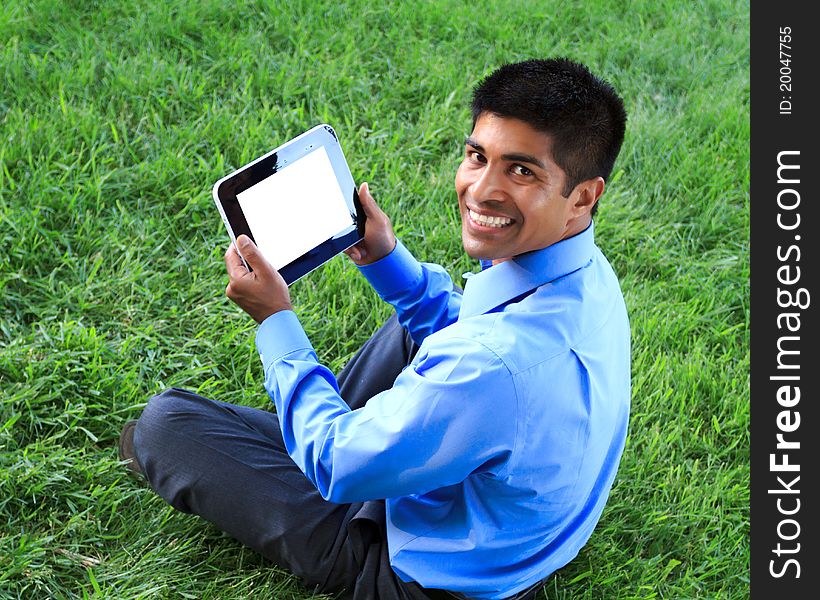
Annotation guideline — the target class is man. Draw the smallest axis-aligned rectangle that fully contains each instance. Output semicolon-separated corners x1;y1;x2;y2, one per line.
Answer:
120;58;630;600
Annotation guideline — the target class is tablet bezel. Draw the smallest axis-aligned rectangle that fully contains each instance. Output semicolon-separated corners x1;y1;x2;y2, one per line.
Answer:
212;124;365;285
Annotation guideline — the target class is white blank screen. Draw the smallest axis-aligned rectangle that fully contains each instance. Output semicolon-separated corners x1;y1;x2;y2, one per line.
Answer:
236;146;353;270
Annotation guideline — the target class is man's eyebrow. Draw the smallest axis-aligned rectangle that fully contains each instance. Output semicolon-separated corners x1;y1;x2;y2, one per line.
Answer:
463;137;546;170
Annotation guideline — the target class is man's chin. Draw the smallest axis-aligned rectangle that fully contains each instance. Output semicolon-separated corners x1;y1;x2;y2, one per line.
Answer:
461;222;516;261
461;238;501;262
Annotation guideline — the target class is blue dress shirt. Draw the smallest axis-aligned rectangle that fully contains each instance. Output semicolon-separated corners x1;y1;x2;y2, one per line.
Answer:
256;223;631;599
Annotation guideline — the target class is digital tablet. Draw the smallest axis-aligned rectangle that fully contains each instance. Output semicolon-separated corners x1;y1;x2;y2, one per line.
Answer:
212;124;365;285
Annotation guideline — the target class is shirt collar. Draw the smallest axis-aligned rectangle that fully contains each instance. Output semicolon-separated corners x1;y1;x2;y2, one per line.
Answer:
459;222;596;319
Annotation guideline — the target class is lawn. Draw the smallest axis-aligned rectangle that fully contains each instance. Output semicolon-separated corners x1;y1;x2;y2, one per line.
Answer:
0;0;749;598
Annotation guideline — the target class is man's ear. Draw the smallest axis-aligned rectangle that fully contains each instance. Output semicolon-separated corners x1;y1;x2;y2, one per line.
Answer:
571;176;605;217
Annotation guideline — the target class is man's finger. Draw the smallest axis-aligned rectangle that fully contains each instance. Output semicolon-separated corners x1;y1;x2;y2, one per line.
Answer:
357;182;381;219
236;235;275;277
344;244;363;262
224;242;248;278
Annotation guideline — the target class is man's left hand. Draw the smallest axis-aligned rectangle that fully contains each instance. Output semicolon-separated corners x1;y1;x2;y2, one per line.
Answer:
224;235;293;323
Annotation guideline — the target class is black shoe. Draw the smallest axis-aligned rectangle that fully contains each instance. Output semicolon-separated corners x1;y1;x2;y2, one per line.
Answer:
118;419;144;476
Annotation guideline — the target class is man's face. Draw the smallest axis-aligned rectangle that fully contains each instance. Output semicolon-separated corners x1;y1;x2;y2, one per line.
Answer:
455;113;587;263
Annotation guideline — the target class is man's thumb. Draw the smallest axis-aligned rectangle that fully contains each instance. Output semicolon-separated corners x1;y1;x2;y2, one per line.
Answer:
358;182;379;217
237;235;271;274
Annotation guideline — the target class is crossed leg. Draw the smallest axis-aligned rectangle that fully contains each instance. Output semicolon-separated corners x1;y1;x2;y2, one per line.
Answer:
131;314;434;599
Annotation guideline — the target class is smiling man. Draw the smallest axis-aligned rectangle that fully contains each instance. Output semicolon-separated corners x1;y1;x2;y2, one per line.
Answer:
121;58;630;599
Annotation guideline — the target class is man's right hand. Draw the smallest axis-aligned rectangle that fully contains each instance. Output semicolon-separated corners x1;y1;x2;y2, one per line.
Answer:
344;182;397;266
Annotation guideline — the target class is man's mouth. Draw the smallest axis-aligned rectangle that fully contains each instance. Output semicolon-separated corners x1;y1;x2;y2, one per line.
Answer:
468;209;514;228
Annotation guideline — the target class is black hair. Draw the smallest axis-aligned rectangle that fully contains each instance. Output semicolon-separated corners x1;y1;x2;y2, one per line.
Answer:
471;58;626;212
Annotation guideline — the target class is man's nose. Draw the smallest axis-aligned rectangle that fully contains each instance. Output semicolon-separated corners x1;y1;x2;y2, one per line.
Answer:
469;164;506;202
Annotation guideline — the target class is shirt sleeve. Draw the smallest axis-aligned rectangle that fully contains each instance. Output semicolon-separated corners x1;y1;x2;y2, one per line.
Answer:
357;239;462;345
256;310;517;504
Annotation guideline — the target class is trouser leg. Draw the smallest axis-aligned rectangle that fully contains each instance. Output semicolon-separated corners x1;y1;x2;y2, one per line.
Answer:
132;313;424;596
133;387;358;590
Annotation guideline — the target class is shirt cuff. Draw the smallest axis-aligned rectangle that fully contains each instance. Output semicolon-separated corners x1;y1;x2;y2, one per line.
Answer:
357;239;424;298
255;310;313;369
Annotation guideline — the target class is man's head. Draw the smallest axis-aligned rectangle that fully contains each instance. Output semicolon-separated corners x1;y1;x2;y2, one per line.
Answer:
456;58;626;262
471;58;626;204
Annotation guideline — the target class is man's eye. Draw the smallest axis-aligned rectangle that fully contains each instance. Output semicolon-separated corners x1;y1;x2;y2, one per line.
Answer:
468;151;486;163
511;164;533;176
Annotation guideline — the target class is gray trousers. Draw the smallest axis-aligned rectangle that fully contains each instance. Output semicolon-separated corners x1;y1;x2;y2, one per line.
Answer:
133;314;540;600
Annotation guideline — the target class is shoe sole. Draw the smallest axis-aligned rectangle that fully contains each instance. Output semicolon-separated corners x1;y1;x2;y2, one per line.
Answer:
118;419;144;476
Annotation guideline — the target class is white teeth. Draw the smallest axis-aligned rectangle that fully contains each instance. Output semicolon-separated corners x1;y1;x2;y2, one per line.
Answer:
469;209;513;228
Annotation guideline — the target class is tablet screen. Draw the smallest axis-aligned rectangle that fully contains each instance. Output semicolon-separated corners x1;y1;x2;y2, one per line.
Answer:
236;146;354;270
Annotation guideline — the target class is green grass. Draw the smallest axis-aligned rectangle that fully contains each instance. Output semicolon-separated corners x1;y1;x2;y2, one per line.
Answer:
1;0;749;598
